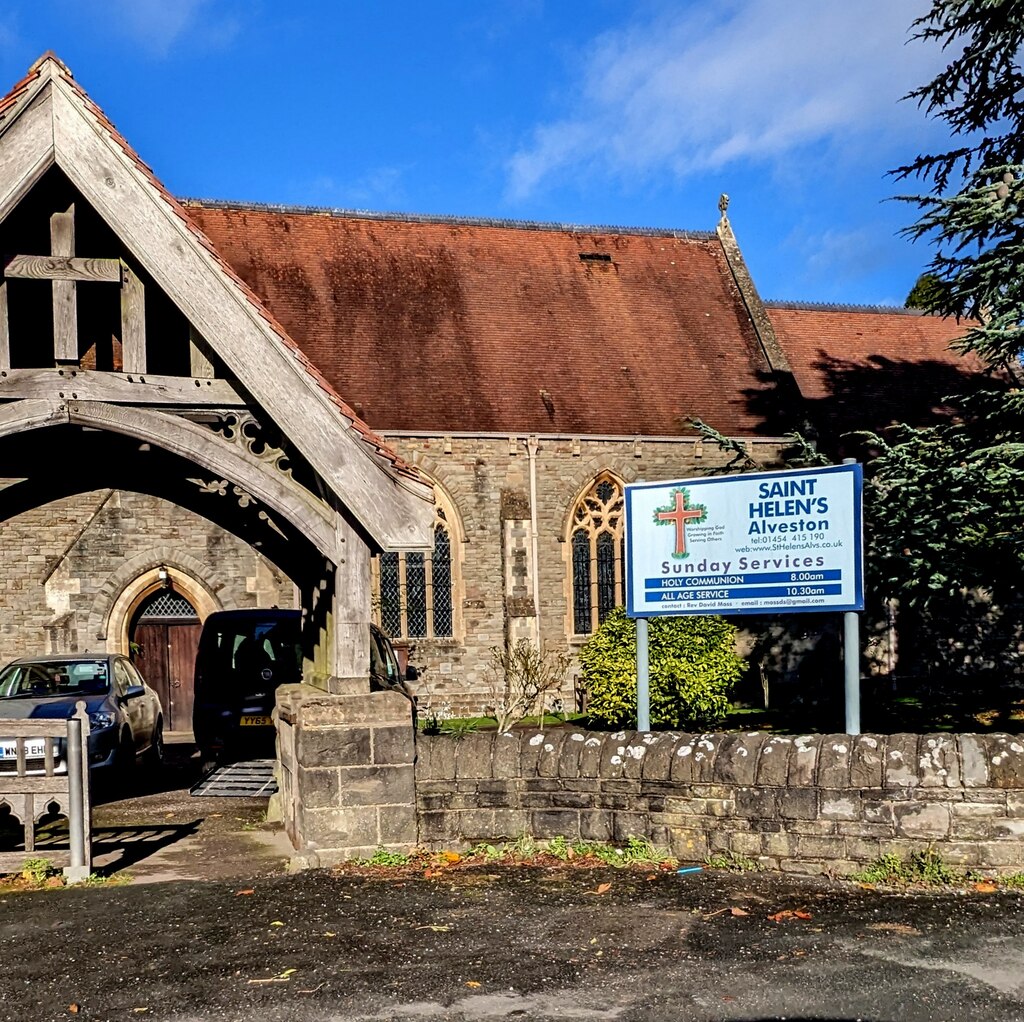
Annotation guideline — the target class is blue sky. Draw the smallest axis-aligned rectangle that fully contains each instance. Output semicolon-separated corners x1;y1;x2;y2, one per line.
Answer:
0;1;948;306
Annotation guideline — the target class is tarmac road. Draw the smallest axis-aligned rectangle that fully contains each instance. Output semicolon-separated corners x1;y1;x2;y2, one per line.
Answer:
1;865;1023;1022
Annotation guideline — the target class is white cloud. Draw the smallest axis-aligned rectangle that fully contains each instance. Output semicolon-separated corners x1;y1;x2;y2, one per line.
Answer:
507;0;943;199
91;0;240;57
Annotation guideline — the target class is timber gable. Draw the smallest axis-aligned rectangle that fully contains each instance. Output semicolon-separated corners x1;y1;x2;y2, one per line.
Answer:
0;53;433;555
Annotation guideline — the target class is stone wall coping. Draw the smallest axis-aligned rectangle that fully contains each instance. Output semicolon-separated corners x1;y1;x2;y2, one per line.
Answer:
276;684;413;727
416;730;1024;790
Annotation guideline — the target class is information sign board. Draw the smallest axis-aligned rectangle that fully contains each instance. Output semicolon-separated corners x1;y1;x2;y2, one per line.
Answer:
625;464;863;617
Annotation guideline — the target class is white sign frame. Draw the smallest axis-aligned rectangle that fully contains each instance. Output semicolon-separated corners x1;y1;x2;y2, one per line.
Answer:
625;464;864;617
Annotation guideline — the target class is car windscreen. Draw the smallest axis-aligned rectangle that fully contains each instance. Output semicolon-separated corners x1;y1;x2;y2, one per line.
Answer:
0;660;111;699
197;619;302;695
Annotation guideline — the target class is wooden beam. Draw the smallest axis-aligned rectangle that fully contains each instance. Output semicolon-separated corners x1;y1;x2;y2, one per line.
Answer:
3;254;121;282
189;325;215;379
120;263;146;374
0;82;56;226
0;281;9;371
50;205;77;364
0;368;248;407
65;401;338;558
0;776;70;794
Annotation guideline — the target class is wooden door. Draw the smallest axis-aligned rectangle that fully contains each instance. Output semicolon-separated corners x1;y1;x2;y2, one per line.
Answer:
133;622;170;720
131;620;200;732
166;621;201;731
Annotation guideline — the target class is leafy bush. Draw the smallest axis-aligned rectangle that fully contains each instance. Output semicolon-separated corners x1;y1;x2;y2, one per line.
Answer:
580;607;744;729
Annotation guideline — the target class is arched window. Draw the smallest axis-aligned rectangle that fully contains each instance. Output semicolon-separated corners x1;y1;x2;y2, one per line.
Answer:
375;503;457;640
569;473;625;635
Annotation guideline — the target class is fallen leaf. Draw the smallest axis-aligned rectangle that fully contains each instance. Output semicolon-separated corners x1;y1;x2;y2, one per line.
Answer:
68;1007;80;1016
270;921;284;927
974;882;998;894
324;932;337;938
443;852;461;864
235;889;255;897
866;922;922;936
730;907;750;917
278;969;297;979
465;981;481;989
585;882;612;896
645;874;658;881
768;909;812;922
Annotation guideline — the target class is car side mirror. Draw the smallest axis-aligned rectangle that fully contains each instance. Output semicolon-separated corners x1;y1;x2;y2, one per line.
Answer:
125;684;146;700
404;665;419;682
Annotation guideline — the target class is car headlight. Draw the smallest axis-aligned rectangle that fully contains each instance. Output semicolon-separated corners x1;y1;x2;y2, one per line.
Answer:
88;710;116;729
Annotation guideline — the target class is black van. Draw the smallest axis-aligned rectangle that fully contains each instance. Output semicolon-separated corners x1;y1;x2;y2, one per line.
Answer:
192;609;415;764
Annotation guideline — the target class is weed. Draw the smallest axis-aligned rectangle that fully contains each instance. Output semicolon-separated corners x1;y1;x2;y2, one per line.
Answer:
470;842;503;861
852;848;963;887
83;872;132;887
359;847;411;867
509;833;538;859
1000;872;1024;890
545;836;571;860
441;718;481;739
705;851;762;873
20;858;55;884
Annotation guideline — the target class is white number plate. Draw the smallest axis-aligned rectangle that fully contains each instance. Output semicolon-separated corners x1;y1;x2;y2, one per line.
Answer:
0;739;46;759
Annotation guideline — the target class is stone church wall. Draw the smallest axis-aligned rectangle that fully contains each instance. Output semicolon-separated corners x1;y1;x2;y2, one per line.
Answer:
0;489;294;663
416;729;1024;875
1;433;792;710
388;434;786;717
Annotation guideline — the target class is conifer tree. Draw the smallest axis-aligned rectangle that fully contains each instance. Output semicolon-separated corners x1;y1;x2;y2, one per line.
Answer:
866;0;1024;687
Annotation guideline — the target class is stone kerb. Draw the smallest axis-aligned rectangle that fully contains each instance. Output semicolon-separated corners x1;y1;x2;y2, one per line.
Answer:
414;729;1024;875
274;683;417;867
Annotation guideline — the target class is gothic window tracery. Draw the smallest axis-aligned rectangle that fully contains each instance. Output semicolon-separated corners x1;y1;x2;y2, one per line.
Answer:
375;502;457;640
569;473;625;635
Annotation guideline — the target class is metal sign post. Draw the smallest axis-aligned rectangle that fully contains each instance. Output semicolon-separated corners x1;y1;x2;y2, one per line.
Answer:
636;617;650;732
841;459;861;736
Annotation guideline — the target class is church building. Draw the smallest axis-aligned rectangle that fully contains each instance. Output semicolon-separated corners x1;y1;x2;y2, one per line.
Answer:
0;55;972;722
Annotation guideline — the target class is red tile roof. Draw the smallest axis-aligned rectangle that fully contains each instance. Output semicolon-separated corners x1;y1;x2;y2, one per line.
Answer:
184;203;786;437
766;303;984;434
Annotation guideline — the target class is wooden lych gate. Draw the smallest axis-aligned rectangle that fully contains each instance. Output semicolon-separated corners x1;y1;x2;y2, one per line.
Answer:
0;54;434;689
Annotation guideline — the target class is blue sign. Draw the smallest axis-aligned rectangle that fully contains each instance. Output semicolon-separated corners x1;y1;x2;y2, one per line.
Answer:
625;464;864;617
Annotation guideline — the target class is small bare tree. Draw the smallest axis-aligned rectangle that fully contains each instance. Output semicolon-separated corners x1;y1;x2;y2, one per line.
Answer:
486;639;571;733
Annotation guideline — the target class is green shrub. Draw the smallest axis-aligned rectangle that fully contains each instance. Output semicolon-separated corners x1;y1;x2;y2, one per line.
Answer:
580;607;744;729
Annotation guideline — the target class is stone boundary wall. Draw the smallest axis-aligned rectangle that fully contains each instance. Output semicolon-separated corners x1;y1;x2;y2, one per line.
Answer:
415;730;1024;875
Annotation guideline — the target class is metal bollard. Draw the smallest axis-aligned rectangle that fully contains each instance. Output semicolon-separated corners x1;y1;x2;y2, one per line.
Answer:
65;717;89;884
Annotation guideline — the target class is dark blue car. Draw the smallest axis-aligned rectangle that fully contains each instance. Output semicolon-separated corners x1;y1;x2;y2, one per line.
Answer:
0;654;164;775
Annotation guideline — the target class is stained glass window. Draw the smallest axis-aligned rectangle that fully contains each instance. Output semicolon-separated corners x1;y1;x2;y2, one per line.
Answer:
569;472;625;635
372;500;457;640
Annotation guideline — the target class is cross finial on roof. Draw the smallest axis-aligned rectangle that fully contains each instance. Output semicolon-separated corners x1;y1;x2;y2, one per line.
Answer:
718;193;730;218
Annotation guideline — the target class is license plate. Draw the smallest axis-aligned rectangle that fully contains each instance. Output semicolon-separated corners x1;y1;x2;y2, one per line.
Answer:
239;715;273;728
0;739;46;759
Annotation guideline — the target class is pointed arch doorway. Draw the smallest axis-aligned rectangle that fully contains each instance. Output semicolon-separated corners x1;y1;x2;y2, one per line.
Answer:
131;589;201;733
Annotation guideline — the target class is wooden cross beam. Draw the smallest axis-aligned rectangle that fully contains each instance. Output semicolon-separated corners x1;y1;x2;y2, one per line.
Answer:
0;204;146;372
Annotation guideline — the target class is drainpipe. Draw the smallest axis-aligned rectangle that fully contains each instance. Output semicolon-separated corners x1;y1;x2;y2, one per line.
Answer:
526;435;542;648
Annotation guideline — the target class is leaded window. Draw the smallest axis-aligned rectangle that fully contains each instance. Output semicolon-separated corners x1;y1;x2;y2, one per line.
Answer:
570;473;625;635
374;508;457;639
